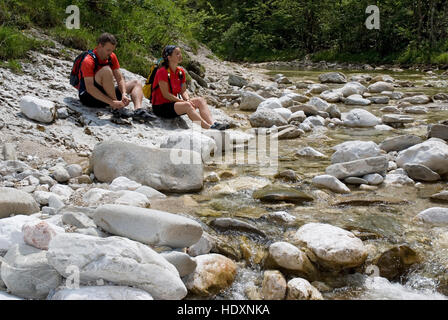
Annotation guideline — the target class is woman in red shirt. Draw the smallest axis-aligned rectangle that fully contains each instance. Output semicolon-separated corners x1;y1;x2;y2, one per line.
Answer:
152;45;229;130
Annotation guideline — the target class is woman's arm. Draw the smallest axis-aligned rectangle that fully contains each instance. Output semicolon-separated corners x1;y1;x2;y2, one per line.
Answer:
159;81;184;103
180;83;190;101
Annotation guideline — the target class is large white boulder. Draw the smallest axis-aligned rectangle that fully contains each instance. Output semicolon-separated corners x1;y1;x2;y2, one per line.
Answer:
239;91;265;111
46;233;187;300
19;96;56;123
249;108;288;128
342;109;380;128
326;156;388;180
93;204;202;248
160;130;217;162
91;141;203;192
331;141;382;164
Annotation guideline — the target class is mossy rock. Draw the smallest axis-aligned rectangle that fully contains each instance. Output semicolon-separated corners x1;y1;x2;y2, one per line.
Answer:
253;185;314;204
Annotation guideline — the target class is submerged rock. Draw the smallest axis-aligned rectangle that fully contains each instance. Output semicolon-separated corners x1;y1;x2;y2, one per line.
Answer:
253;185;314;204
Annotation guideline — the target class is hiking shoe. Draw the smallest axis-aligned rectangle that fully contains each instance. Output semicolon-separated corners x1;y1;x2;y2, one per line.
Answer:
210;122;230;131
132;108;157;122
111;107;134;119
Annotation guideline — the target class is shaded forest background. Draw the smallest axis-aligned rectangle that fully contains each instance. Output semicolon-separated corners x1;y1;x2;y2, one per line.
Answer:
1;0;448;75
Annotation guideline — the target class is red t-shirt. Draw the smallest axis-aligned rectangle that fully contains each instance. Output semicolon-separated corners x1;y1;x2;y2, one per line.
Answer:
78;48;120;87
152;66;186;105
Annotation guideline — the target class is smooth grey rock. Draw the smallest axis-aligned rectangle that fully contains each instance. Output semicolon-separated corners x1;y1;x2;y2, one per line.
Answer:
210;218;265;237
0;188;40;218
344;177;368;185
249;108;288;128
428;124;448;141
135;186;166;199
342;109;379;128
46;233;187;300
344;94;371;105
402;95;431;104
93;204;202;248
160;251;197;277
430;191;448;201
404;163;441;182
109;176;142;191
1;244;62;299
368;81;394;93
325;156;388;180
415;207;448;226
239;91;265;111
307;84;329;94
307;97;329;112
65;164;83;178
312;175;350;194
331;141;381;164
91;141;203;192
379;135;422;152
188;232;214;257
52;166;70;183
228;74;248;87
382;114;414;124
319;72;347;84
341;82;366;97
288;111;306;124
362;173;384;185
290;104;318;116
320;90;343;103
404;106;428;114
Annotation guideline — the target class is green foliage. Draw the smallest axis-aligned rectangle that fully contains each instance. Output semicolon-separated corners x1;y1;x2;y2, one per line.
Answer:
0;26;48;60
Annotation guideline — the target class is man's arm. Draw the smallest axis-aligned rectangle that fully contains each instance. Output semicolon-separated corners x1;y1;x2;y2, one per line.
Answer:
85;77;123;109
113;69;127;95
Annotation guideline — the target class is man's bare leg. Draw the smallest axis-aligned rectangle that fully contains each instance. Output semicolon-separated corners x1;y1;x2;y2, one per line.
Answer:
125;80;143;110
94;66;117;100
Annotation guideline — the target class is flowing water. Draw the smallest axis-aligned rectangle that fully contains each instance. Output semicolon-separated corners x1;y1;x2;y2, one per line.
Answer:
163;68;448;300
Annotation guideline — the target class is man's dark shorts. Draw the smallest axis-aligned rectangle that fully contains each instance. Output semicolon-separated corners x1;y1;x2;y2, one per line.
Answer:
79;81;122;108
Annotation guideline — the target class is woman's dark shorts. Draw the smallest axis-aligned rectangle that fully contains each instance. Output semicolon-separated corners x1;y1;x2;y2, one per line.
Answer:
79;81;122;108
152;102;186;119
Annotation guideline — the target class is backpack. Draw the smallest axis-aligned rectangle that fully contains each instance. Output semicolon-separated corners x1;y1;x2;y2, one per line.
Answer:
69;50;112;89
143;59;185;103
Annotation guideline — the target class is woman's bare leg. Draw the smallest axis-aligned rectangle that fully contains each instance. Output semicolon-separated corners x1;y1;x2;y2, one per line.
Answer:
174;102;211;129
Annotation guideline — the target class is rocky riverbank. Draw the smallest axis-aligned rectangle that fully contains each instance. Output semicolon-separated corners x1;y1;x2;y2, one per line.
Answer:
1;31;448;300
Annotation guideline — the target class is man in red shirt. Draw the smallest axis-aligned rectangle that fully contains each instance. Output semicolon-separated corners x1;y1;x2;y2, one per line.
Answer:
78;33;148;119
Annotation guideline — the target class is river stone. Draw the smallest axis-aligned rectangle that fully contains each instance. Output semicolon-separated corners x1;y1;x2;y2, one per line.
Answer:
113;190;151;208
273;108;292;121
290;104;319;116
249;108;288;128
228;74;248;87
184;254;237;296
428;124;448;141
0;215;40;255
295;147;326;158
49;184;73;201
65;164;82;179
430;190;448;202
368;96;390;104
342;109;380;128
414;207;448;226
262;270;287;300
286;278;323;300
380;106;400;113
22;220;61;250
160;251;197;277
312;175;350;194
308;97;329;112
282;92;309;103
293;223;367;270
331;140;381;164
62;210;96;229
272;126;303;140
382;114;415;124
51;286;153;300
135;186;166;199
253;185;314;204
33;191;53;205
288;111;306;124
160;130;216;162
48;194;65;210
239;91;265;111
1;244;62;299
375;245;419;280
269;242;316;275
368;81;395;93
279;95;294;108
320;90;343;103
0;188;40;218
379;135;422;152
396;138;448;175
188;232;214;257
402;95;431;104
318;72;347;84
404;106;428;114
93;204;202;248
52;167;70;183
307;84;330;94
383;173;415;186
344;94;372;106
362;173;384;185
325;156;388;180
46;233;187;300
91;140;203;192
257;97;283;111
404;163;441;182
109;176;142;191
19;96;56;123
341;82;367;97
210;218;265;237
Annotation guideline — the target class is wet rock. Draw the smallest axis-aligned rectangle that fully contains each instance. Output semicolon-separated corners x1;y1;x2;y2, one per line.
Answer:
91;141;203;192
188;232;214;257
286;278;323;300
249;108;288;128
382;114;415;125
380;106;400;113
19;96;56;123
379;135;422;152
272;126;303;140
210;218;265;237
160;251;197;277
428;124;448;141
239;91;265;111
396;138;448;175
282;92;309;103
22;220;61;250
160;130;216;162
0;187;40;218
404;163;441;182
47;233;187;300
1;244;62;299
345;177;368;185
293;223;367;270
253;185;314;204
269;242;316;275
318;72;347;84
312;175;350;194
368;96;390;104
404;106;428;114
368;81;395;93
266;211;297;224
325;156;388;180
51;286;153;300
402;95;431;104
414;207;448;226
342;109;380;128
184;254;237;296
262;270;287;300
362;173;384;185
295;147;326;159
375;245;420;280
430;190;448;202
93;204;202;248
274;169;300;182
331;141;381;164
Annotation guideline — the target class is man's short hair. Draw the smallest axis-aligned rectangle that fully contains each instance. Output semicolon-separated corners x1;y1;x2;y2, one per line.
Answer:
98;33;117;46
